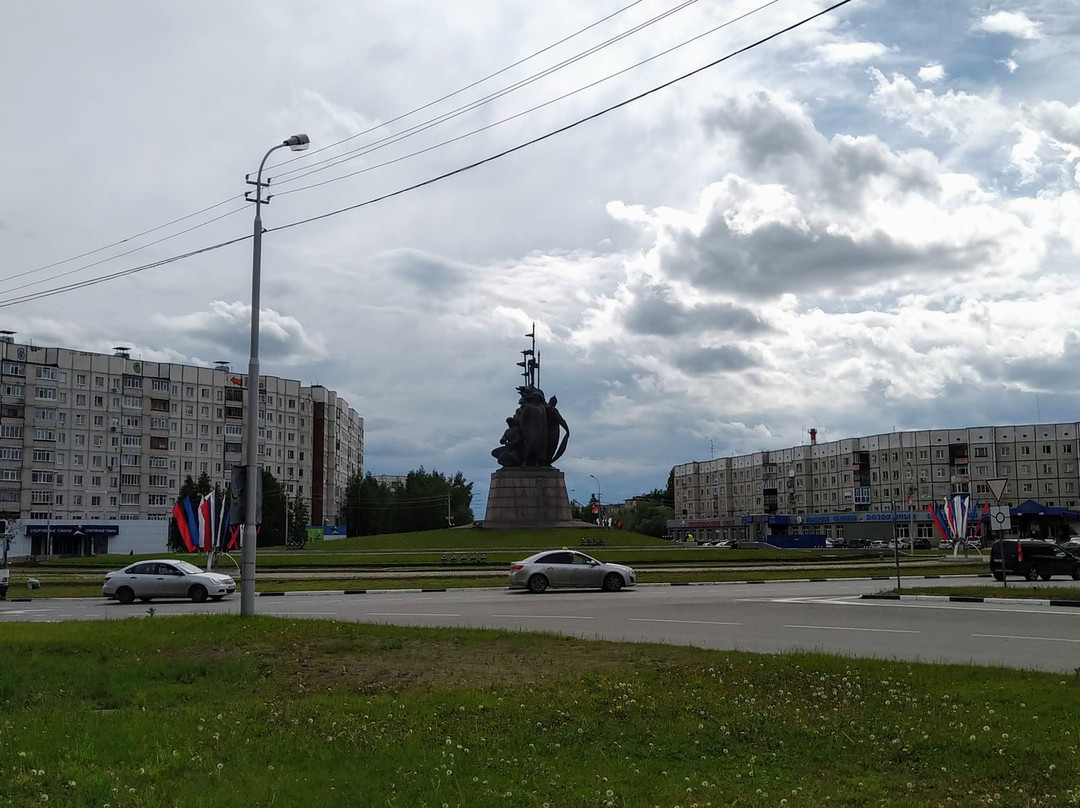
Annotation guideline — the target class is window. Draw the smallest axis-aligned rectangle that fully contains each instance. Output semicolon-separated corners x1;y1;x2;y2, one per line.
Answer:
973;447;988;458
1000;446;1011;457
1042;444;1053;455
35;366;58;380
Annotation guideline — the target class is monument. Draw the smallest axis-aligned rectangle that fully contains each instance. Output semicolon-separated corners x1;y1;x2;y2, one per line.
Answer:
483;326;577;528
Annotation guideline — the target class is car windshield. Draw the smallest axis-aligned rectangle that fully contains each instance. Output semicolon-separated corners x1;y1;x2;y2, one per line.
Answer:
172;560;203;574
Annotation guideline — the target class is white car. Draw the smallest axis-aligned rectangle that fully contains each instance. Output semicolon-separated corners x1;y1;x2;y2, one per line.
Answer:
508;550;636;593
103;559;236;604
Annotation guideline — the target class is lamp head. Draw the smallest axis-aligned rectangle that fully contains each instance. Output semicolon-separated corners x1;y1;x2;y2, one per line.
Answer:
284;133;310;151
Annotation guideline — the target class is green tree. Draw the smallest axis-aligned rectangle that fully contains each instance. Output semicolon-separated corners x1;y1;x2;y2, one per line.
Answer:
287;495;310;548
343;468;474;536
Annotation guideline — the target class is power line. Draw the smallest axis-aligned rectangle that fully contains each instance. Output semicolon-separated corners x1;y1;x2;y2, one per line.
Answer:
269;0;853;234
269;0;707;187
0;0;853;309
272;0;781;200
6;0;652;288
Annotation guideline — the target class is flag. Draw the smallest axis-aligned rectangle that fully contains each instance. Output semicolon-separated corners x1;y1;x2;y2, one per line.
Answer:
172;500;195;552
198;493;216;553
182;497;200;552
591;504;599;514
927;503;949;541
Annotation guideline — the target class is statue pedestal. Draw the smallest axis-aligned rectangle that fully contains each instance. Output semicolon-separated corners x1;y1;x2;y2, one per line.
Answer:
483;467;576;528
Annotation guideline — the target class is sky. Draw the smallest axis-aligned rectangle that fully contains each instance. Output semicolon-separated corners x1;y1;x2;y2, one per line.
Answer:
5;1;1080;507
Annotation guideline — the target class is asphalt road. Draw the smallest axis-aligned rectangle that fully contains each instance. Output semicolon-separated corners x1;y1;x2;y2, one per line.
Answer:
3;576;1079;673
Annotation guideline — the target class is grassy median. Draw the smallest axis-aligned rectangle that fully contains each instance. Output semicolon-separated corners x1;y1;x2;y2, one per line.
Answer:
0;617;1077;807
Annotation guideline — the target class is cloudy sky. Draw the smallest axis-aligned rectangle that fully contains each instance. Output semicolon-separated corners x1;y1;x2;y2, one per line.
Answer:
5;0;1080;506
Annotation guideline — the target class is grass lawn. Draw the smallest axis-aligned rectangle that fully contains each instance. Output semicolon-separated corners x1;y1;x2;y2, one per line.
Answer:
3;562;990;599
892;583;1080;601
0;617;1077;807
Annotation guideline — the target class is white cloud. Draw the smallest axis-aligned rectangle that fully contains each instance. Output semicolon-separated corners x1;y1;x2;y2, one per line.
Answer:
978;10;1042;40
917;64;945;83
815;41;890;65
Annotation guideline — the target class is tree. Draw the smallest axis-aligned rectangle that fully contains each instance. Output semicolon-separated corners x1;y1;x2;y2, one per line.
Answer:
343;468;474;536
287;495;310;548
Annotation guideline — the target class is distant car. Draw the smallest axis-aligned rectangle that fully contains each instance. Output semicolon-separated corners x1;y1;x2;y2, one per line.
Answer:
868;540;888;550
990;540;1080;582
714;539;740;549
1059;539;1080;553
508;550;636;593
103;559;236;604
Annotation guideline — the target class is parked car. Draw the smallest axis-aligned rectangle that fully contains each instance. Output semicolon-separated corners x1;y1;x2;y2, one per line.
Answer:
989;540;1080;582
714;539;740;549
508;550;636;593
103;559;236;604
1059;539;1080;553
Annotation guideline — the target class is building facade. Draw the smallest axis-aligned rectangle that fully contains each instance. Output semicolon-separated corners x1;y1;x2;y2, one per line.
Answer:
0;337;363;537
670;423;1080;544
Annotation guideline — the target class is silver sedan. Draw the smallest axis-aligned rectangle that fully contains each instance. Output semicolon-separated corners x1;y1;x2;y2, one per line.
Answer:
103;559;236;604
508;550;636;593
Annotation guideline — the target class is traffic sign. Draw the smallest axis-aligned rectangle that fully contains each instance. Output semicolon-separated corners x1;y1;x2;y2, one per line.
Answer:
986;478;1009;503
990;505;1011;531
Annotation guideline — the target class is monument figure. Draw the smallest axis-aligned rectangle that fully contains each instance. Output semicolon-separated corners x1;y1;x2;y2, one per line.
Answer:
484;324;576;528
490;328;570;467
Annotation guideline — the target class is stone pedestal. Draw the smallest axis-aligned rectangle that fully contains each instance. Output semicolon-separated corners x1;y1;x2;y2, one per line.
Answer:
483;467;576;528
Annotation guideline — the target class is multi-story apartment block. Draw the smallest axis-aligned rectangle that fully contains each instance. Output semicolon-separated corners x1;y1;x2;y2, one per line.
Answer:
0;336;363;538
671;424;1080;545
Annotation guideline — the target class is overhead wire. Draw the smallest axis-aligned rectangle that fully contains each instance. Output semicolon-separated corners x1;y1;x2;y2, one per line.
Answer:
272;0;782;199
6;0;655;288
268;0;708;186
268;0;854;234
0;0;854;309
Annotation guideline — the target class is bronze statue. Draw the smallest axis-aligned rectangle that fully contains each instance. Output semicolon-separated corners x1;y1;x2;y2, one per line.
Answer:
491;326;570;468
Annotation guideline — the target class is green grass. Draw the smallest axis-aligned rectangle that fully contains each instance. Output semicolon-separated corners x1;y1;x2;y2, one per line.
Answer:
0;617;1077;807
895;583;1080;600
4;562;990;599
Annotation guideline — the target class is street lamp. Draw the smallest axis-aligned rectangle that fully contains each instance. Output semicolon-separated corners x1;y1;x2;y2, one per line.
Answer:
589;474;601;523
241;133;310;617
446;481;464;526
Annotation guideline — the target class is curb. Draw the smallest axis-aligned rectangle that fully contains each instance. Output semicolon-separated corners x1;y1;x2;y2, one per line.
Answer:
860;593;1080;608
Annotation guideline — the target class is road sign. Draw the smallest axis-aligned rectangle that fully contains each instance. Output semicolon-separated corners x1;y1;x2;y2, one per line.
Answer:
990;505;1011;531
986;478;1009;503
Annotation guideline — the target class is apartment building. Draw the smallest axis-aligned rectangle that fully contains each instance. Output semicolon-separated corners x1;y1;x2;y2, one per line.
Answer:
670;423;1080;544
0;337;363;534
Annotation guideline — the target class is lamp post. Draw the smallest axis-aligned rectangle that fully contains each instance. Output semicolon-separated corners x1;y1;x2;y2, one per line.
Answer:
241;133;310;617
589;474;601;524
446;481;464;526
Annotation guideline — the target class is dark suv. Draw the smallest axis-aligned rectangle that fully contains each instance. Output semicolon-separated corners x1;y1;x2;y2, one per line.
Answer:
989;540;1080;581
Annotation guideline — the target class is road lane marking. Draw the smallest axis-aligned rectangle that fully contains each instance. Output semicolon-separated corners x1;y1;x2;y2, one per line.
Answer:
366;612;463;617
491;614;595;620
629;618;742;626
784;625;920;634
973;633;1080;644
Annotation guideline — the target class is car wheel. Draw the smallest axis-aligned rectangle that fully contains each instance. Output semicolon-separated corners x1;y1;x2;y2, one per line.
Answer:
992;572;1003;581
116;587;135;605
602;572;624;592
526;574;549;594
1025;566;1040;582
188;584;208;603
